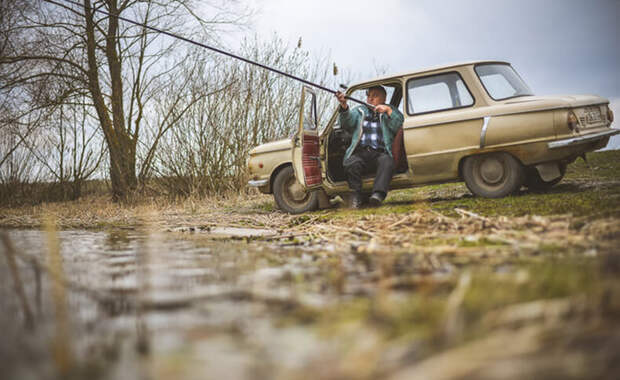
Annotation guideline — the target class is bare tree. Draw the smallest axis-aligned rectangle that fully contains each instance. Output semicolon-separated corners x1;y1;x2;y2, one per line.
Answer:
1;0;251;201
152;35;341;196
22;99;105;199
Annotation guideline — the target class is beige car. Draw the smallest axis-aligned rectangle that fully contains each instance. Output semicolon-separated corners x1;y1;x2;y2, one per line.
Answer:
247;61;617;214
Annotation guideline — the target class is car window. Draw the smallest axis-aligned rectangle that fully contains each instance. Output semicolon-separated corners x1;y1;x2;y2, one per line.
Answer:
407;72;474;115
302;90;317;131
475;64;533;100
389;87;404;112
456;80;473;106
348;85;403;112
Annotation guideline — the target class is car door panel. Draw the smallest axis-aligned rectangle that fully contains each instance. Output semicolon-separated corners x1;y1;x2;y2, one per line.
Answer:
403;116;482;183
292;86;322;189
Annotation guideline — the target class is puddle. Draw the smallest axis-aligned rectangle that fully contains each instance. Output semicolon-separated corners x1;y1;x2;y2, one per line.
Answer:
0;229;363;380
168;226;277;239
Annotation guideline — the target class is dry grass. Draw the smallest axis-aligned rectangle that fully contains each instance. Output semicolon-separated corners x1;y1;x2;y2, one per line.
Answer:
1;183;619;263
2;151;619;261
0;191;274;229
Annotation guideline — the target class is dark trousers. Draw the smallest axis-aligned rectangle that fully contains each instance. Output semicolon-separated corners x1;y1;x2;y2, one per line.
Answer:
343;146;394;196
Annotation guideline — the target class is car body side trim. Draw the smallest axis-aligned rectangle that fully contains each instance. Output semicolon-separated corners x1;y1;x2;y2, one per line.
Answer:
248;179;269;187
480;116;491;148
249;147;291;155
403;116;481;130
402;103;611;131
547;129;620;149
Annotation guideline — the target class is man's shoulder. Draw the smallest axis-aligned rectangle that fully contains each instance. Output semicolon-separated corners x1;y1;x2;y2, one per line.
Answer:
389;105;404;118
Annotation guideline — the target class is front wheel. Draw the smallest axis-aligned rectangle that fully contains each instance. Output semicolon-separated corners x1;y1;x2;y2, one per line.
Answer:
273;165;318;214
462;152;525;198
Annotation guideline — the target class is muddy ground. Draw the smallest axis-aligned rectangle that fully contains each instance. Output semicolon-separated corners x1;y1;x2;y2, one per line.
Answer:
1;150;620;380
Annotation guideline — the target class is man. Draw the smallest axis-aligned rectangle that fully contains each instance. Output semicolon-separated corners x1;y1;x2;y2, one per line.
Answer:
336;86;404;208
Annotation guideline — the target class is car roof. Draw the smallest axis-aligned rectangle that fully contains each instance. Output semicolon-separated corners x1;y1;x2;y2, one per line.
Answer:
348;60;511;87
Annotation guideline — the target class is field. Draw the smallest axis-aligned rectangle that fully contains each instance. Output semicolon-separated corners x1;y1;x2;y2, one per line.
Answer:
1;150;619;379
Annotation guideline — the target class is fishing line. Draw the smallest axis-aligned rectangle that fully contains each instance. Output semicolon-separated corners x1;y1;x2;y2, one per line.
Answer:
42;0;375;109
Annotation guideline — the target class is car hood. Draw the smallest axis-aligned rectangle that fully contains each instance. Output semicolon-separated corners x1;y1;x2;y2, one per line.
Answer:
249;138;292;155
504;94;609;108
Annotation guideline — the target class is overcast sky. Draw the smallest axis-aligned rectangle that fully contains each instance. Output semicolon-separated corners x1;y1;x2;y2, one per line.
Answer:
242;0;620;147
246;0;619;97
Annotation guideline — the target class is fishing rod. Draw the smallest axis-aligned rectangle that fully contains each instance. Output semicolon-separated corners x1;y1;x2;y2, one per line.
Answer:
42;0;375;110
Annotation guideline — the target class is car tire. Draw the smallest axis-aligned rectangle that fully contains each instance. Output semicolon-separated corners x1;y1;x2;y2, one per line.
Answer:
524;163;566;191
462;152;525;198
273;165;319;214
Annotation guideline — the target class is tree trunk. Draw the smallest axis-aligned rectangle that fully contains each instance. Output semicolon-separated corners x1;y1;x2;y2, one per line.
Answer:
84;0;136;201
108;135;137;200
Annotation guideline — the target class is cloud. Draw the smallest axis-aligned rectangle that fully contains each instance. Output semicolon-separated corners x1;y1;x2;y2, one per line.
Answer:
246;0;618;99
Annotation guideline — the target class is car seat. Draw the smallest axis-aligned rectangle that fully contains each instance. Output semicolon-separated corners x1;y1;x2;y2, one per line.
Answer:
391;127;407;173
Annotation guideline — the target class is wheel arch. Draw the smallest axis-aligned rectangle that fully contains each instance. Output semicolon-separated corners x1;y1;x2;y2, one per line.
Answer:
268;162;293;194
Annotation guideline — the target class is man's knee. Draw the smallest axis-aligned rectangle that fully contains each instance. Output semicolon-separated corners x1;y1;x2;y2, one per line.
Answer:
377;154;394;172
343;156;363;172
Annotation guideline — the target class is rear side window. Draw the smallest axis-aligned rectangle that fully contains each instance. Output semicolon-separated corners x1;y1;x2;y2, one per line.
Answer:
475;64;533;100
407;72;474;115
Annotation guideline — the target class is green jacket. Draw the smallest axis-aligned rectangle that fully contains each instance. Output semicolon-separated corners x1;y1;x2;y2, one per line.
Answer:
339;104;404;161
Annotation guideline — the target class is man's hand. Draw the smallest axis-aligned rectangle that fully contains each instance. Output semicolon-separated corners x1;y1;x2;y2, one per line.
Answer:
336;91;348;110
374;104;392;116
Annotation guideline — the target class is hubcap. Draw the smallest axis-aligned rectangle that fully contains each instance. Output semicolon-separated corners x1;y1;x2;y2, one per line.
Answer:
479;157;504;184
286;179;307;201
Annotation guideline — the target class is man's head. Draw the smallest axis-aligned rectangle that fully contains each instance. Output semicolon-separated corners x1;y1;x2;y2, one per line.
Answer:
366;85;387;107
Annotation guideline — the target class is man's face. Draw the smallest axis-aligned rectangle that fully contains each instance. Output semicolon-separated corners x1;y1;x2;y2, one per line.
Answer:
366;89;386;106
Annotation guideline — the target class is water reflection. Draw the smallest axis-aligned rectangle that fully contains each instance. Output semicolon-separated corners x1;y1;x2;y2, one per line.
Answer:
0;228;346;380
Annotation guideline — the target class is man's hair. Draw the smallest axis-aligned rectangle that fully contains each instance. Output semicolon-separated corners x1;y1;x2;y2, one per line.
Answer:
366;85;387;99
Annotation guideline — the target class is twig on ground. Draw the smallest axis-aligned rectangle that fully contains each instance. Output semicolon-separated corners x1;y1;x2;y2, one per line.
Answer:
454;208;488;221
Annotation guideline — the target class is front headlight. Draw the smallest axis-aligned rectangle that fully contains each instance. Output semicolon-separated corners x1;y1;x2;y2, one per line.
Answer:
608;108;614;123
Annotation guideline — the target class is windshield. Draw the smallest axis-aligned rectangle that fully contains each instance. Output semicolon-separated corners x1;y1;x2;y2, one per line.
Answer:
475;64;533;100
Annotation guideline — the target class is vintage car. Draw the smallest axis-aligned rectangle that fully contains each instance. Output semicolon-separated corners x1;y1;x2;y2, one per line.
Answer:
247;61;617;214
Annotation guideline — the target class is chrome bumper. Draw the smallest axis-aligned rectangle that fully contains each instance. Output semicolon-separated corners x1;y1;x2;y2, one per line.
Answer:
248;179;269;187
548;129;620;149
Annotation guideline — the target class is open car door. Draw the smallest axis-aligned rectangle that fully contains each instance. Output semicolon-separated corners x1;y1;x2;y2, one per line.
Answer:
293;86;322;189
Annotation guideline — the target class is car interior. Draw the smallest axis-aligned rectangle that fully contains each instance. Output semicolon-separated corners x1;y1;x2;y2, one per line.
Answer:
326;83;408;183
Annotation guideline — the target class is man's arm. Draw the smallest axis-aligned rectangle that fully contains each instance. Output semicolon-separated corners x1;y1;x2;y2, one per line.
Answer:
336;91;357;132
386;106;404;133
375;104;404;133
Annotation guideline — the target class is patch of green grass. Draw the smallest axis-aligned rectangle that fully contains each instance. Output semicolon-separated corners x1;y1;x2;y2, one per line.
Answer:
313;201;426;220
565;149;620;181
317;293;447;341
409;236;509;248
255;200;276;212
462;258;600;324
275;150;620;219
429;185;620;218
317;179;619;218
306;256;605;344
458;236;510;248
386;150;620;218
